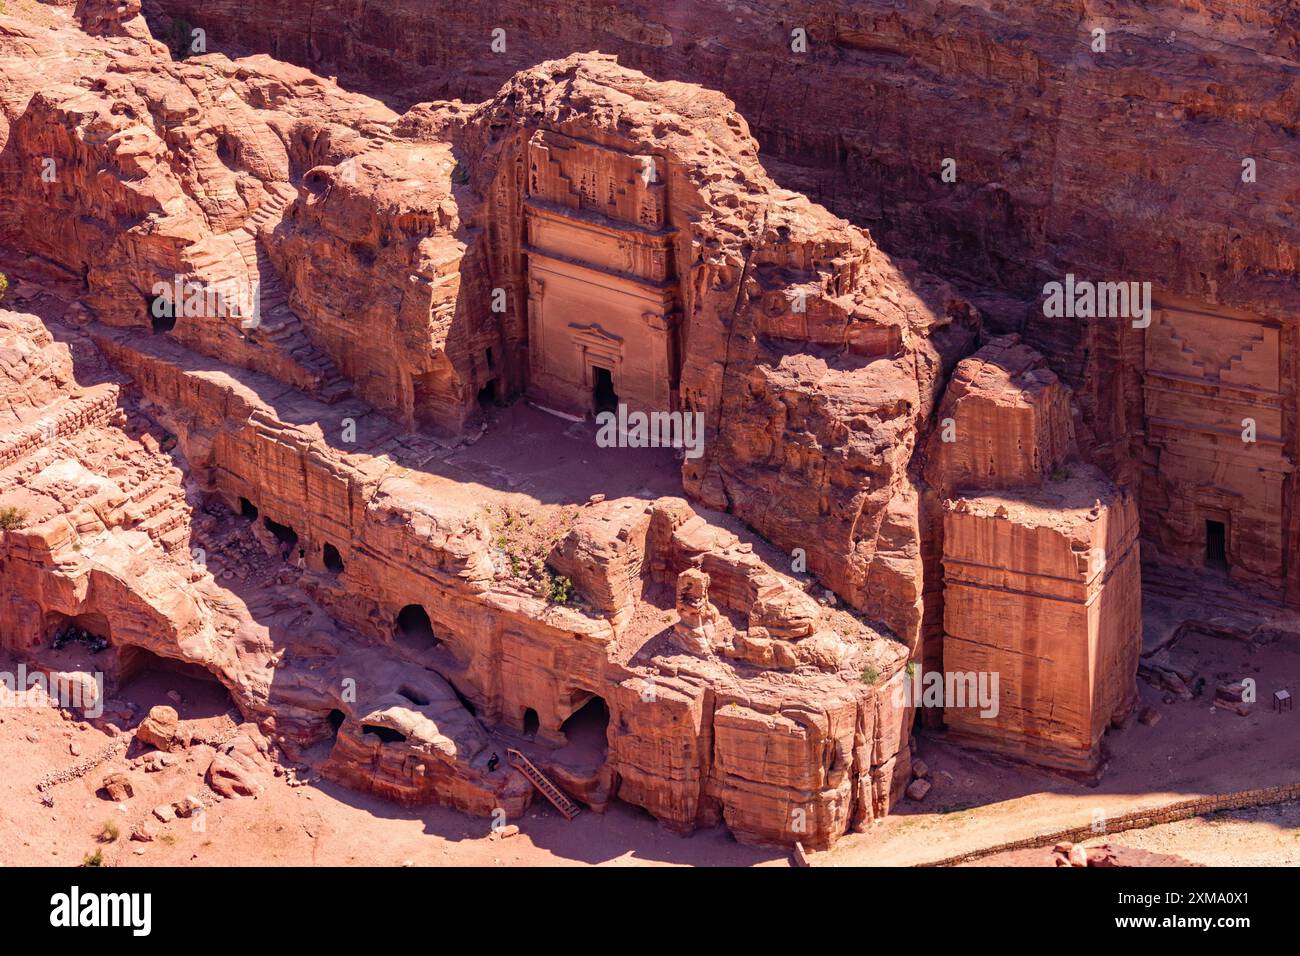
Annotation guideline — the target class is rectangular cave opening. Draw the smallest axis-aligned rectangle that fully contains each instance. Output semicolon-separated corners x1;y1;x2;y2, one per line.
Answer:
40;612;116;686
591;365;617;414
46;613;111;654
327;709;346;736
397;685;430;706
1206;518;1228;568
362;723;407;744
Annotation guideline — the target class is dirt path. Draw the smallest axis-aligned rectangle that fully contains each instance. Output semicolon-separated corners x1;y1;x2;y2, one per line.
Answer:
817;625;1300;867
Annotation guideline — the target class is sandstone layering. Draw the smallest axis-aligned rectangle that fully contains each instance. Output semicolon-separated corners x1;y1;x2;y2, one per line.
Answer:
0;0;1285;851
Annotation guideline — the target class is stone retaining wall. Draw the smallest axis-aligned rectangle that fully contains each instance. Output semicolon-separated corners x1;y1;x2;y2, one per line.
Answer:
922;782;1300;866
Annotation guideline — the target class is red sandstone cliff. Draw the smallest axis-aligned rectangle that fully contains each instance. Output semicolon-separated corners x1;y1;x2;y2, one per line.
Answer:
137;0;1300;606
0;7;952;847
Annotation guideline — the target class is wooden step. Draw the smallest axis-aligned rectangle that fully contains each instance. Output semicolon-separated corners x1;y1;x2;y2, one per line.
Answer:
506;748;580;820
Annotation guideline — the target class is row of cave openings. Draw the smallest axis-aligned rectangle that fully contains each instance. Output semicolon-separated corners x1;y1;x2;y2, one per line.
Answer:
237;496;345;574
234;495;448;655
394;604;609;735
230;494;613;768
367;600;613;756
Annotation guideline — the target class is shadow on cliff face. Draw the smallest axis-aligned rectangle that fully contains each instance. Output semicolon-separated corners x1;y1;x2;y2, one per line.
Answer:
7;265;800;856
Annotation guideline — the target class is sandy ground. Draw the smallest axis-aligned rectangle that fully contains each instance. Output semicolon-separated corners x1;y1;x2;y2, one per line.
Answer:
817;599;1300;867
7;603;1297;868
0;674;786;867
968;801;1300;867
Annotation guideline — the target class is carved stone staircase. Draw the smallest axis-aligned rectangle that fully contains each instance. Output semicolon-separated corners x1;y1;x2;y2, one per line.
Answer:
358;125;399;154
507;748;581;820
232;193;352;404
120;463;191;554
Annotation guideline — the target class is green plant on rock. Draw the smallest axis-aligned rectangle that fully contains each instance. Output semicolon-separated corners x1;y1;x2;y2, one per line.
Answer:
861;666;880;686
0;506;27;531
545;571;573;606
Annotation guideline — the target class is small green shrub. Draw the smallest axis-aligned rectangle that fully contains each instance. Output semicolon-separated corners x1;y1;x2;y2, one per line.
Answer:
97;820;120;843
81;848;104;867
0;272;8;304
0;506;27;531
546;571;573;606
861;666;880;686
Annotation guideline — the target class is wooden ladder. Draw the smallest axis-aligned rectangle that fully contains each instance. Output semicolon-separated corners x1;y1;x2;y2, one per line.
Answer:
507;748;581;820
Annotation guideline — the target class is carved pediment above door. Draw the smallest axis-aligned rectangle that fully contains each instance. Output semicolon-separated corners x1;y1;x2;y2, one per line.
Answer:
569;322;624;369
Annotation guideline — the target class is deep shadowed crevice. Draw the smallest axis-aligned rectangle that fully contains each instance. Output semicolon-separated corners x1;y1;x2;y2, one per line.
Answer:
323;542;345;573
362;723;407;743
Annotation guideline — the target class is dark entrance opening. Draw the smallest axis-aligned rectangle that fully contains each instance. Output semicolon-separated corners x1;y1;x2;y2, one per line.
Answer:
592;366;617;414
264;516;298;549
323;543;345;574
327;709;346;733
560;695;610;754
118;646;232;719
148;294;175;334
216;134;236;166
485;347;495;370
42;612;114;695
522;707;540;737
1206;519;1228;568
477;379;497;407
395;604;441;651
49;615;111;654
238;497;258;520
362;723;407;744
